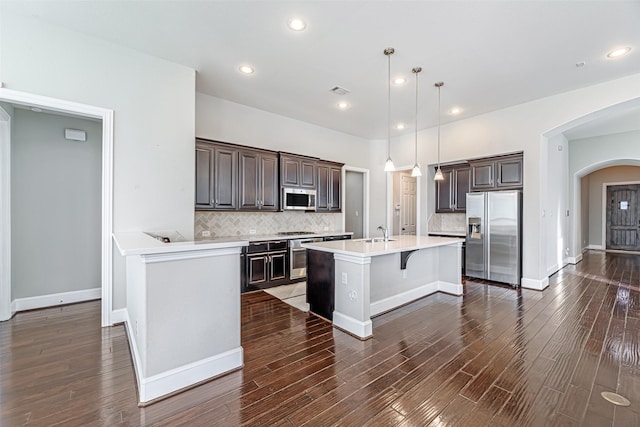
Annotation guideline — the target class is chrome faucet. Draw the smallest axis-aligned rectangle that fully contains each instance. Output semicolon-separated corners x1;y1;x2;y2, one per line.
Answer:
377;225;389;241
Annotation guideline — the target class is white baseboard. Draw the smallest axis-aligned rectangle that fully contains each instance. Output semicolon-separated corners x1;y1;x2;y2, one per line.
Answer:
110;308;127;324
567;254;583;264
521;276;549;291
140;347;243;403
12;287;101;312
121;308;243;404
370;282;439;316
437;281;464;296
587;244;605;250
332;311;372;340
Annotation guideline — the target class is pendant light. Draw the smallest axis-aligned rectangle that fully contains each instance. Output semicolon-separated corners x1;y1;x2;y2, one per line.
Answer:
434;81;445;181
411;67;422;177
383;48;395;172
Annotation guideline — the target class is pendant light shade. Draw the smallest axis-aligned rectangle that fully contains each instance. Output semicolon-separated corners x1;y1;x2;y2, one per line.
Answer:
434;81;445;181
383;48;395;172
411;67;422;177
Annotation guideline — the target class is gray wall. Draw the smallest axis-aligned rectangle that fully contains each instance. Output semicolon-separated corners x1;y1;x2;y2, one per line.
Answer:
11;109;101;298
584;165;640;248
345;171;364;239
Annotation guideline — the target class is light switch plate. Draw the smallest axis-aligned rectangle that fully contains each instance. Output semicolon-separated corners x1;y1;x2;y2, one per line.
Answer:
341;272;348;284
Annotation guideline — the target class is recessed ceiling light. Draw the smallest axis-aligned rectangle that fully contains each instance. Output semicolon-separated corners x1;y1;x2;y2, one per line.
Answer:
239;65;255;75
288;18;306;31
31;107;42;113
449;107;463;115
607;47;631;58
395;123;405;130
393;77;406;85
337;102;350;110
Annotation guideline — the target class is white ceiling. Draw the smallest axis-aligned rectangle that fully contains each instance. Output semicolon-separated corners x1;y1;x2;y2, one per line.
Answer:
5;1;640;140
564;107;640;140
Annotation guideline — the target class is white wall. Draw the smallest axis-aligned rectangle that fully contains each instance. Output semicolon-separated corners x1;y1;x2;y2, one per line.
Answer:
1;11;196;309
581;175;590;251
11;109;101;299
543;134;569;275
196;93;382;236
389;74;640;281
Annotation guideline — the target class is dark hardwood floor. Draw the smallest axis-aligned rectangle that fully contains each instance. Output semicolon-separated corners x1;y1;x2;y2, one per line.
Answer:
1;250;639;426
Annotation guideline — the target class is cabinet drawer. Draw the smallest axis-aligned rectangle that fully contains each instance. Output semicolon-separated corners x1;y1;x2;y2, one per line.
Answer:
268;240;288;251
247;242;269;253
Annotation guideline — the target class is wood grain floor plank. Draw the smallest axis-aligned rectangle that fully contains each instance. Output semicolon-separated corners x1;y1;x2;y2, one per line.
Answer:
2;251;639;426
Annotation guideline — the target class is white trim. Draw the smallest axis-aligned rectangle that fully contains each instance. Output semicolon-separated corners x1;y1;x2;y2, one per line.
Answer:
521;276;549;291
567;254;583;264
121;308;243;404
12;288;101;312
546;263;560;277
601;180;640;249
386;165;421;236
140;347;243;404
370;280;463;317
437;281;464;296
371;282;438;316
588;244;605;250
110;308;128;324
0;88;114;327
332;311;372;339
334;253;372;265
141;247;242;264
343;166;370;238
0;105;11;321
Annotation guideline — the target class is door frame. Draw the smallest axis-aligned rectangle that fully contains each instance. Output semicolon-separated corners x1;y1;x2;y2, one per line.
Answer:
342;166;370;238
0;88;114;327
601;180;640;250
398;172;417;235
387;165;421;236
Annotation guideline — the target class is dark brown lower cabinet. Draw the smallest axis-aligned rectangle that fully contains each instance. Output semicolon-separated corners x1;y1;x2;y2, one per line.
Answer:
242;241;288;292
306;249;335;320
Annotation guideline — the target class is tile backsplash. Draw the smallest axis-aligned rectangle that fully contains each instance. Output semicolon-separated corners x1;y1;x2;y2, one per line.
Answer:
195;211;343;239
428;213;466;233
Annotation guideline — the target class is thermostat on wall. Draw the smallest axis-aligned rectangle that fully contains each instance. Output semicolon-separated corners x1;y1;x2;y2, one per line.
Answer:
65;128;87;142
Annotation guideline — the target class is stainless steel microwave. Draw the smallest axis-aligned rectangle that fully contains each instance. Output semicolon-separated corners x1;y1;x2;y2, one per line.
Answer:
282;188;316;211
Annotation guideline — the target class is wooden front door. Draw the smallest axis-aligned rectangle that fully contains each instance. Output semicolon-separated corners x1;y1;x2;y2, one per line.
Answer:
606;184;640;251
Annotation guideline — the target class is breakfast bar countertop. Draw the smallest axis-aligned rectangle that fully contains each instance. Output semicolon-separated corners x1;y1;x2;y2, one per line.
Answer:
302;234;463;257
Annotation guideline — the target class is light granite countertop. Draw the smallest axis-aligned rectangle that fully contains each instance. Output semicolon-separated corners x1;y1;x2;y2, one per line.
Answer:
303;234;463;258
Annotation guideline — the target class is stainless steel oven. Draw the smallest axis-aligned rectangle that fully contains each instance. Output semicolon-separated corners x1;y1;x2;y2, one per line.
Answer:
289;237;323;279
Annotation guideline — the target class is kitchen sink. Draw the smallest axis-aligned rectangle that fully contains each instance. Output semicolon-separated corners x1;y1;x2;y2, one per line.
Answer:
359;238;395;243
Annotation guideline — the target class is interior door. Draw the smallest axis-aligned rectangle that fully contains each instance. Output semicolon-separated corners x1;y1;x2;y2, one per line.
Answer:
606;184;640;251
400;174;417;235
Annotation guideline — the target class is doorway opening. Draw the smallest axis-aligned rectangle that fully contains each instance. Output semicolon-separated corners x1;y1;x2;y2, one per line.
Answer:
387;166;420;236
0;88;114;326
605;182;640;251
343;166;369;239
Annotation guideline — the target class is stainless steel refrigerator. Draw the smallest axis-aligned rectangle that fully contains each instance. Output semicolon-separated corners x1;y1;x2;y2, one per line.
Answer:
466;191;522;286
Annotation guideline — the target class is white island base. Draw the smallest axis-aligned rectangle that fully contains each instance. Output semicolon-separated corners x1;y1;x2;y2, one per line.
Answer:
114;232;247;404
305;236;464;340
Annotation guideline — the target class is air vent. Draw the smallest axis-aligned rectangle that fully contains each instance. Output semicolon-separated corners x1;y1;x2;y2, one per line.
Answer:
329;86;350;95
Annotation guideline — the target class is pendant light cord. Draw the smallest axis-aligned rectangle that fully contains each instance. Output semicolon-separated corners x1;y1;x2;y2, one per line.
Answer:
436;82;443;168
387;52;391;158
414;68;420;161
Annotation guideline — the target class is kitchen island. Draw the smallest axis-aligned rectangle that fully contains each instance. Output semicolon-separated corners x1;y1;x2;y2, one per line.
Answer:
303;235;464;339
114;232;247;404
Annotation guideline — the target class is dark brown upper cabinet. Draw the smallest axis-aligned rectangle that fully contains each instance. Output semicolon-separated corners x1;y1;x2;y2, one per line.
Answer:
280;153;317;189
496;155;523;188
470;153;523;191
195;140;237;210
238;148;279;211
436;164;470;213
316;161;343;212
